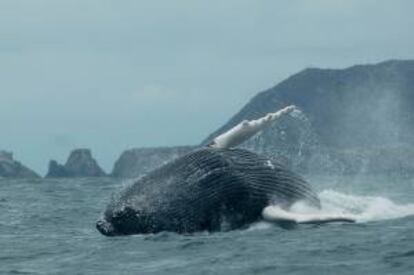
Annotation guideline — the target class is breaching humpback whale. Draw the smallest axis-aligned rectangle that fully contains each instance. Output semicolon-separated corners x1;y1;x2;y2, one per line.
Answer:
97;106;354;236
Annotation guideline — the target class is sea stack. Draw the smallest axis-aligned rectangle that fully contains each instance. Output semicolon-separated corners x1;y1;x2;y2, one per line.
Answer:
46;149;106;178
0;150;40;178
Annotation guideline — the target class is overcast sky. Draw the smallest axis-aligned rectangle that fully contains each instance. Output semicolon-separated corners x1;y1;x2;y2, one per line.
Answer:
1;0;414;175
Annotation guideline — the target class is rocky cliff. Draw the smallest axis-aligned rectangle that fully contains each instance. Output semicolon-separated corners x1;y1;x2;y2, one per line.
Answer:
204;60;414;175
46;149;106;178
0;151;40;178
111;146;194;178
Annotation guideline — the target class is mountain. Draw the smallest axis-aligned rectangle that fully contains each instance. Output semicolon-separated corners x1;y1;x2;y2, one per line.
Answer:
204;60;414;175
106;60;414;178
0;151;40;178
46;149;106;178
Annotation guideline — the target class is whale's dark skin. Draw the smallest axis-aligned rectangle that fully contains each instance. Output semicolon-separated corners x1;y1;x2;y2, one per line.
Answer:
96;148;320;236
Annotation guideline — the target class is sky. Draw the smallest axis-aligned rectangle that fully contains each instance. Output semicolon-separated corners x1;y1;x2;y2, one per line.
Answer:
1;0;414;175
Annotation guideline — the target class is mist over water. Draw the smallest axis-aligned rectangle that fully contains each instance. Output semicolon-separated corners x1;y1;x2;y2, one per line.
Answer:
1;176;413;275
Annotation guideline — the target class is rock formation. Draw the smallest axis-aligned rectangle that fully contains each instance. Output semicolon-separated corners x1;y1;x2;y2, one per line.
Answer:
0;150;40;178
111;146;194;178
46;149;106;178
203;60;414;175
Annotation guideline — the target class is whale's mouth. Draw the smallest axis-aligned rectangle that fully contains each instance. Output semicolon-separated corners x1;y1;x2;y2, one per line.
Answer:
96;219;117;236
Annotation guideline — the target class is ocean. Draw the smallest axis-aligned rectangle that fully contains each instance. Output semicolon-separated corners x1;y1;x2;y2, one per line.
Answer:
1;175;413;275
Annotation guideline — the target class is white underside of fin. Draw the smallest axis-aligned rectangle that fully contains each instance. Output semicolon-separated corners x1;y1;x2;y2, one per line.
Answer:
262;205;356;225
210;105;297;149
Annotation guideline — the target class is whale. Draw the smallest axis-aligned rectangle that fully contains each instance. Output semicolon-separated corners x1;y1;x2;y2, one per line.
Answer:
97;147;321;236
97;106;354;236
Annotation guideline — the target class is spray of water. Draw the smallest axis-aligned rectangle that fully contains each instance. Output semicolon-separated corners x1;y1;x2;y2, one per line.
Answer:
262;189;414;225
315;190;414;222
249;189;414;232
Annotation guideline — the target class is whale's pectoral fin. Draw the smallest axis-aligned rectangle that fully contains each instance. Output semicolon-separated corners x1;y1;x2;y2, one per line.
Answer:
261;206;356;228
209;105;297;149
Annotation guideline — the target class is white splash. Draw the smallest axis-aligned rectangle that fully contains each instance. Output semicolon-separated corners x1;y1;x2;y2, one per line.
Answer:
263;190;414;225
316;190;414;223
265;160;275;169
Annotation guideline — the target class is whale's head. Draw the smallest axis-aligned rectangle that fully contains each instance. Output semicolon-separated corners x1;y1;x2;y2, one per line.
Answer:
97;154;198;236
96;206;157;236
96;178;168;236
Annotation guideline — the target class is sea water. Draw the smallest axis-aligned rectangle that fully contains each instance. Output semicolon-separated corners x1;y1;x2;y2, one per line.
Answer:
1;175;413;275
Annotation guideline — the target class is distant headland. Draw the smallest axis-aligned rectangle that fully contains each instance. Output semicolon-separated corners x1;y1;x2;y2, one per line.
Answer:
2;60;414;179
